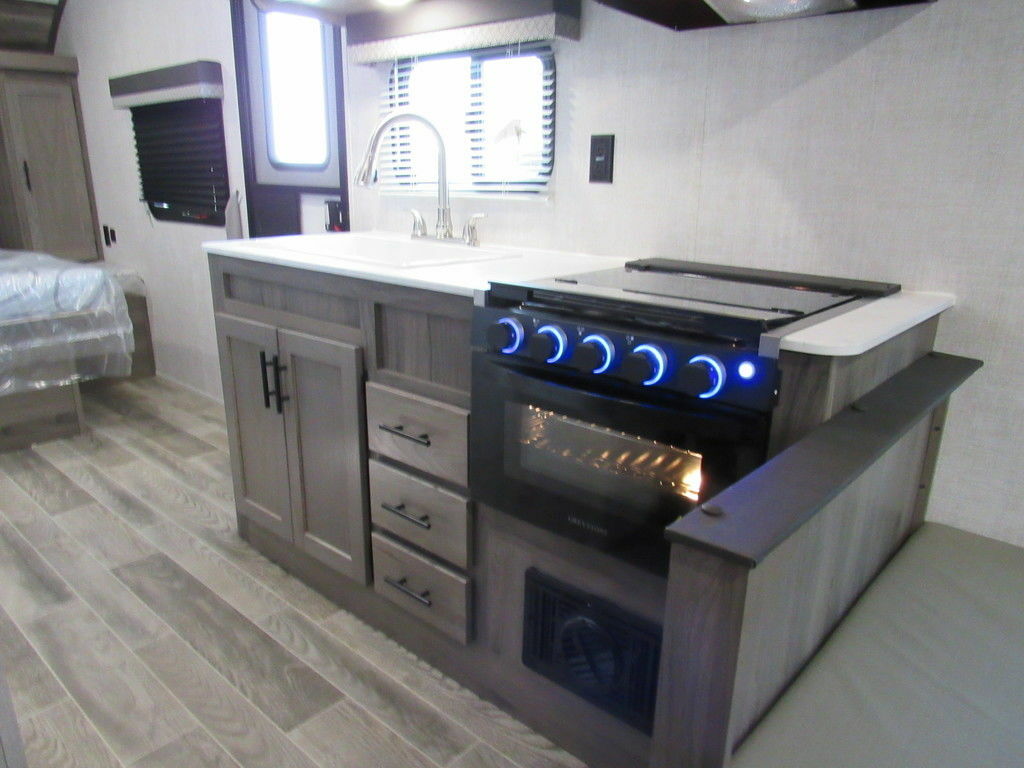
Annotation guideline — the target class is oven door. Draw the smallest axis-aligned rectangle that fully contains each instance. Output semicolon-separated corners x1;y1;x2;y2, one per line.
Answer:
470;353;769;569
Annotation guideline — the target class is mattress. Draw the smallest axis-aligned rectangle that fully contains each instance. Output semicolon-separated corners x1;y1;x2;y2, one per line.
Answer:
732;523;1024;768
0;250;134;395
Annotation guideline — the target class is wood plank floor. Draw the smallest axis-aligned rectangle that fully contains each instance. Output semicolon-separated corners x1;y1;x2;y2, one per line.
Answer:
0;378;586;768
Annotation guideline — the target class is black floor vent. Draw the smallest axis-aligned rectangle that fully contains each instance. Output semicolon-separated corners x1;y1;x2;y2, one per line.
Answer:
522;568;662;733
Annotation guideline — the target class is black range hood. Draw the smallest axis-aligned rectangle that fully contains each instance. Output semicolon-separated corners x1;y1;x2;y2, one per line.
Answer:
594;0;933;31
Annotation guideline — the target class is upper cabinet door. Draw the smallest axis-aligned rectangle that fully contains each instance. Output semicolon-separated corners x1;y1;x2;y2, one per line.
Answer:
279;329;370;585
216;314;294;540
0;72;99;262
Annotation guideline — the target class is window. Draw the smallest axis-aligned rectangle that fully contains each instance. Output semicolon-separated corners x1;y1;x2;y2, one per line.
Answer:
375;44;555;194
261;11;329;167
129;99;229;226
242;2;342;189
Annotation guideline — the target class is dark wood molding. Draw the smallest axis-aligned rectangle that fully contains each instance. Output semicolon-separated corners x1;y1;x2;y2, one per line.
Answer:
666;351;982;565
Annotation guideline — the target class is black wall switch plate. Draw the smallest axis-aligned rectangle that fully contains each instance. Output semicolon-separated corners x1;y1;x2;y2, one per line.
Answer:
590;134;615;183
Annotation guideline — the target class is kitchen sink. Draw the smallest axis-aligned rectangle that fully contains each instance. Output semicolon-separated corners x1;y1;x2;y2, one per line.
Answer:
271;231;518;268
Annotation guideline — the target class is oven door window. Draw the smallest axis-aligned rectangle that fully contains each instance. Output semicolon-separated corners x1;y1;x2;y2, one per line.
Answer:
507;403;703;515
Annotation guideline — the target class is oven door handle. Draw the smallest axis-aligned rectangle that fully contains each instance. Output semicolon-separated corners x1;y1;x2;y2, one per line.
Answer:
488;358;655;410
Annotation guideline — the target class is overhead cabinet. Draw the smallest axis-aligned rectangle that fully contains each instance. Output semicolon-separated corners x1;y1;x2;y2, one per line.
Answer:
0;54;101;262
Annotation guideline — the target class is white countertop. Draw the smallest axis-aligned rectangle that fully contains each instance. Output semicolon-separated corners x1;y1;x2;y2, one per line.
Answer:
204;232;955;358
204;231;626;298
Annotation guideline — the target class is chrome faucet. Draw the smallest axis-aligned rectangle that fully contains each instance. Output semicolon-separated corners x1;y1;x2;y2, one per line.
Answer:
354;111;457;241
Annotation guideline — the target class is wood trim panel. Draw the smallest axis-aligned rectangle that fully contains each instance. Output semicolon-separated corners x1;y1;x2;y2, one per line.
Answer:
728;416;932;746
667;352;981;565
769;317;938;455
649;546;748;768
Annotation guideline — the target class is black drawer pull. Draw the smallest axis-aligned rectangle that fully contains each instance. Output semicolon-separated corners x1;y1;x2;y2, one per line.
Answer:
381;502;431;529
384;576;432;607
378;424;431;446
23;161;32;192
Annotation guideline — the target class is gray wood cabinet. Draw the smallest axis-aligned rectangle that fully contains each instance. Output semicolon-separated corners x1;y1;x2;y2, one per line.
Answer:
0;54;100;262
208;253;474;621
216;314;370;585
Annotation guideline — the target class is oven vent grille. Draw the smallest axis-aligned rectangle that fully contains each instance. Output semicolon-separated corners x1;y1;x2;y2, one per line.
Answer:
522;568;661;733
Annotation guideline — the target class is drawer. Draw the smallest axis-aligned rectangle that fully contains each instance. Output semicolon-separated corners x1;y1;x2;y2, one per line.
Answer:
371;532;470;644
369;459;471;569
366;382;468;486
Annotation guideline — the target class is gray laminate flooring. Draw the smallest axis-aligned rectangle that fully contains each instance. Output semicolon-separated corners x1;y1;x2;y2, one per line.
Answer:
0;378;585;768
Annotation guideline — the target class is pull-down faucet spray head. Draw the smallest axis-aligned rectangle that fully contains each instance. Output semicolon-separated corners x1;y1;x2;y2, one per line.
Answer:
355;111;453;240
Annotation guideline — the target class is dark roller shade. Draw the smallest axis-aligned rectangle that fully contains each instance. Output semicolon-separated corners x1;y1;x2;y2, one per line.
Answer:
129;98;229;226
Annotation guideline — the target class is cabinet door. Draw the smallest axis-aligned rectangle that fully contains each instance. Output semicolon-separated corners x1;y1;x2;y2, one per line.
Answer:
215;315;292;539
0;72;99;262
279;329;370;585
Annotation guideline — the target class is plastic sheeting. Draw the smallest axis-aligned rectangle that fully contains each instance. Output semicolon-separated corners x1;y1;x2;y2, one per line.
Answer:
0;250;134;396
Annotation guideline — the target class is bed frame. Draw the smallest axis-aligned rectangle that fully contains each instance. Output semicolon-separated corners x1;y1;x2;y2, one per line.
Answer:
0;310;89;452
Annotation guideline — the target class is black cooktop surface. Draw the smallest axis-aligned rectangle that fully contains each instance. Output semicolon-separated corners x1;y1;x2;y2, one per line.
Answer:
515;259;900;329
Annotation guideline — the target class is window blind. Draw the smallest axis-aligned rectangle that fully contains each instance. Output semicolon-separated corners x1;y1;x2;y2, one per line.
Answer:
375;43;554;195
129;98;230;226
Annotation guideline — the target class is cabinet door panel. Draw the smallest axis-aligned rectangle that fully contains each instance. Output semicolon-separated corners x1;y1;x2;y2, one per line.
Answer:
1;72;98;262
215;315;292;539
279;330;370;585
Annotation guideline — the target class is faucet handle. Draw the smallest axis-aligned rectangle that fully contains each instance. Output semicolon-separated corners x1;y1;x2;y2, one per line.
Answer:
410;209;427;238
462;213;485;246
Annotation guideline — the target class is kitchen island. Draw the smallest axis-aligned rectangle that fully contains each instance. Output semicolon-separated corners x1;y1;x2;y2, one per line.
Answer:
204;231;970;768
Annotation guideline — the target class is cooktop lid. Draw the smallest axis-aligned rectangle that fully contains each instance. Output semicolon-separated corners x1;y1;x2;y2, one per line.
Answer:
522;259;900;327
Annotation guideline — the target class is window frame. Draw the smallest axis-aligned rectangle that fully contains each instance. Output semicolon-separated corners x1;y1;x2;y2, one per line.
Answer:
376;43;556;196
258;10;332;172
242;1;341;189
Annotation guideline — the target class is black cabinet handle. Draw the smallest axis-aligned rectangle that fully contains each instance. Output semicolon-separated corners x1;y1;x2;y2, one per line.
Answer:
22;161;31;192
259;351;272;409
383;576;432;607
271;355;290;414
378;424;431;446
381;502;431;530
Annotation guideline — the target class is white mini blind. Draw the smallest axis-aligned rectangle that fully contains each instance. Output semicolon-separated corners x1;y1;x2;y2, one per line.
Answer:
374;43;554;195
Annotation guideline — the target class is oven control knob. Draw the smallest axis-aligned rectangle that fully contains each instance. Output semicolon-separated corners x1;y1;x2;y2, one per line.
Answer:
528;325;569;364
572;334;615;374
622;344;669;386
684;355;726;399
487;317;525;354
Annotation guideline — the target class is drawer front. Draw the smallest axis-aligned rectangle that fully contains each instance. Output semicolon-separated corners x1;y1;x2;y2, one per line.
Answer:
366;382;468;486
369;459;470;569
371;532;470;644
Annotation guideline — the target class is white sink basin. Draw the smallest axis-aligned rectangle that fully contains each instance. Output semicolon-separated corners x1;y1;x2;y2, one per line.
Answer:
271;231;518;269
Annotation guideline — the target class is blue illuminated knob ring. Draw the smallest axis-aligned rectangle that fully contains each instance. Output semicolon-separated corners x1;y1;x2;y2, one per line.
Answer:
580;334;615;374
632;344;669;386
536;324;569;363
495;317;524;354
688;354;726;399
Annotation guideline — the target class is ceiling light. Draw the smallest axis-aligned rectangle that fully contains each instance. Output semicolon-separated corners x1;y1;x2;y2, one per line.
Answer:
706;0;857;23
376;0;415;7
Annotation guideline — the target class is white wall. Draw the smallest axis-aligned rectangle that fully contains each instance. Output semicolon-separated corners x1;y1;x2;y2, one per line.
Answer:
56;0;245;399
346;0;1024;545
